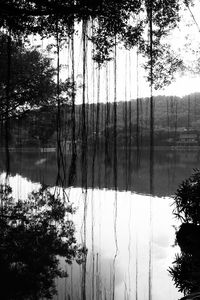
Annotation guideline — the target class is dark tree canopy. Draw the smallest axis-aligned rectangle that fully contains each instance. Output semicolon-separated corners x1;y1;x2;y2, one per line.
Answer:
0;33;74;120
173;170;200;225
0;33;55;118
0;0;188;79
0;0;183;35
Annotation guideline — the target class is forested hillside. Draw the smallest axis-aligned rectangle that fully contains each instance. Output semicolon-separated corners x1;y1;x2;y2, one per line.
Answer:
4;92;200;148
75;92;200;135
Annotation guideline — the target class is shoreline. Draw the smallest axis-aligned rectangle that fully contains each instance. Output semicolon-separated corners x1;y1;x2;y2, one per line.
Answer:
1;145;200;152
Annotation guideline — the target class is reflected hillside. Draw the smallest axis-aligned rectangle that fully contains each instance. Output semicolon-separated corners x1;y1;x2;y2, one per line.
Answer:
1;149;200;196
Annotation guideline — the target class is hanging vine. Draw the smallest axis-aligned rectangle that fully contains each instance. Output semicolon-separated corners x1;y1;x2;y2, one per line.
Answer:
5;30;11;176
55;20;66;187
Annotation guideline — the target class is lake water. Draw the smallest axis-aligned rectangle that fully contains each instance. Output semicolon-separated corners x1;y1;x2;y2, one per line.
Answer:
1;149;199;299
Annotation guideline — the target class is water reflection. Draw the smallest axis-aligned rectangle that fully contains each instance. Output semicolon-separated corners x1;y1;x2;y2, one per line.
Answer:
2;148;199;299
0;174;182;299
0;181;85;299
170;170;200;300
1;149;200;196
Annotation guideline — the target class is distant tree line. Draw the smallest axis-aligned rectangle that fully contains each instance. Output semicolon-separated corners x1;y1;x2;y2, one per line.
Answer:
4;92;200;148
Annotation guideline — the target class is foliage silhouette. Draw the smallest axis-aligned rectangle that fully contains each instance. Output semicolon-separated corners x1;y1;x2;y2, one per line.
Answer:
0;183;87;299
0;33;74;121
173;169;200;225
169;170;200;298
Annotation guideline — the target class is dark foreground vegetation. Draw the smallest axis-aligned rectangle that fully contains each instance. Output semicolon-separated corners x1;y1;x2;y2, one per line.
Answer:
169;170;200;299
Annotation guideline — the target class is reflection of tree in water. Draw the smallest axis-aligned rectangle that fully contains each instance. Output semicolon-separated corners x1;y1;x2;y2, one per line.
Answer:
169;170;200;299
0;184;86;299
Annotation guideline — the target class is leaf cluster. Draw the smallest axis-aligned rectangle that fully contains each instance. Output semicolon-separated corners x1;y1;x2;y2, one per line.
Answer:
173;169;200;225
169;170;200;296
0;33;75;120
144;43;184;90
169;253;200;295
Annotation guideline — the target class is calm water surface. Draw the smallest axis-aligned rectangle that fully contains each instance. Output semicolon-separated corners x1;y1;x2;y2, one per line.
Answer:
1;149;199;299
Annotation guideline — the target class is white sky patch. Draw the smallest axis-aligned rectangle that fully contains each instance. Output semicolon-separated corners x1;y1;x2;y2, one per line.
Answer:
160;76;200;97
0;172;40;200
